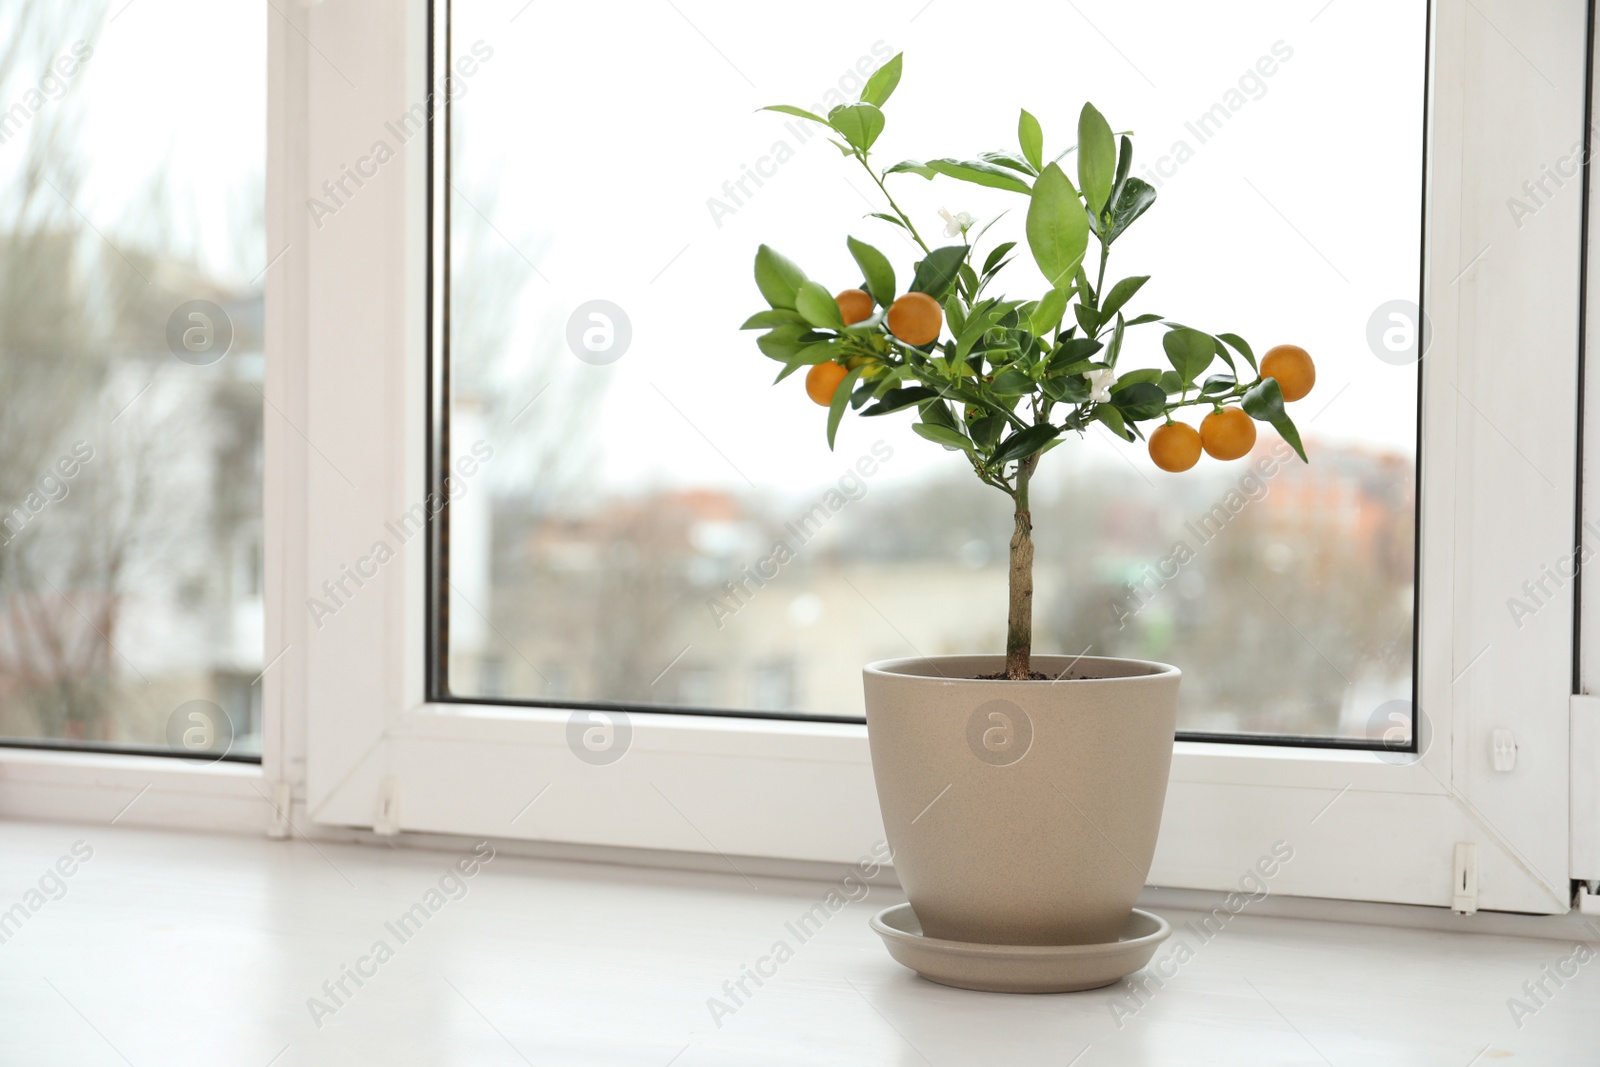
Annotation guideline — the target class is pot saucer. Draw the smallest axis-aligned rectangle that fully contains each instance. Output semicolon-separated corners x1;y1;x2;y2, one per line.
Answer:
869;904;1170;993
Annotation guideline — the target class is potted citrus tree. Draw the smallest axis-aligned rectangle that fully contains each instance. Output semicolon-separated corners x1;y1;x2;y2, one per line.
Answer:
744;55;1315;991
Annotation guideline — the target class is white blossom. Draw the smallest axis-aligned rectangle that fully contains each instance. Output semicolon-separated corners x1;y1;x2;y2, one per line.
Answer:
1085;367;1116;403
938;207;977;238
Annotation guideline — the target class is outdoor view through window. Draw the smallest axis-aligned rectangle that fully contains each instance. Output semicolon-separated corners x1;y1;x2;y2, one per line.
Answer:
445;0;1424;740
0;3;265;757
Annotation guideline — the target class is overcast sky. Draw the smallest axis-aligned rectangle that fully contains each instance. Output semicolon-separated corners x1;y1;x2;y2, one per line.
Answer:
453;0;1425;500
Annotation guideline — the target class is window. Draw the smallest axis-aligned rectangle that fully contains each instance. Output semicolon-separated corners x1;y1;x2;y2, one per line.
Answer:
0;2;265;760
438;0;1424;744
278;0;1581;915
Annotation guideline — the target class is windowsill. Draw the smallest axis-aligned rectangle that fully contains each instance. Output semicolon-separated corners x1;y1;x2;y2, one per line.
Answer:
1;818;1588;1062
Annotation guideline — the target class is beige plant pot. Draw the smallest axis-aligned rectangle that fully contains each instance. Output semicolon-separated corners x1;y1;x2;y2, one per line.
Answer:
863;654;1180;946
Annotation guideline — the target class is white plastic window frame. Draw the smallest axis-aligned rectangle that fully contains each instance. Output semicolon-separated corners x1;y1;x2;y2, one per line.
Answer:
10;0;1568;913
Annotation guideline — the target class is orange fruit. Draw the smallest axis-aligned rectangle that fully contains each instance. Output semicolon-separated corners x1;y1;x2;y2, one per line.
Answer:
1260;344;1315;402
1200;407;1256;460
887;292;943;346
805;361;849;406
836;288;874;326
1148;422;1201;472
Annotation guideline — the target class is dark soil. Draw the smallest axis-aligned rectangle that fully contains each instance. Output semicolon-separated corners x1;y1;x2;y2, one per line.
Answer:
974;670;1055;680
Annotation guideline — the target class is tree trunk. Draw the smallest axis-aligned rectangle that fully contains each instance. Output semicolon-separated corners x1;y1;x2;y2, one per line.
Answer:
1005;458;1036;680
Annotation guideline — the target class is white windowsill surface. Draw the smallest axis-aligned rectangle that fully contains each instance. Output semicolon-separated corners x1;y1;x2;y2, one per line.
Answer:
2;820;1593;1065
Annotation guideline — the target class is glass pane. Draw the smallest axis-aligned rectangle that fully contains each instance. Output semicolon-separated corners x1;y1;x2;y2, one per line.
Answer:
445;0;1422;741
0;2;264;757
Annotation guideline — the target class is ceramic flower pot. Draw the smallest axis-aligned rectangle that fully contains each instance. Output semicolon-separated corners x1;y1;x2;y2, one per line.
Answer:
862;654;1180;946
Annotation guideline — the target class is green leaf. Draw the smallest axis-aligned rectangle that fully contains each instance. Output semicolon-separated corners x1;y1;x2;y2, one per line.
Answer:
1105;177;1158;243
1217;332;1259;372
1047;337;1104;372
1042;373;1090;403
910;245;968;301
968;414;1005;448
991;367;1035;395
792;340;843;365
860;53;903;107
885;159;938;179
1100;275;1149;321
1126;312;1164;326
1111;381;1166;421
847;236;896;307
1274;413;1308;462
992;422;1061;466
740;309;807;330
1244;379;1308;460
1106;314;1126;366
1031;287;1070;338
1241;376;1287;423
1026;162;1089;288
982;241;1017;277
925;158;1034;195
795;280;845;330
827;366;867;450
1114;367;1163;389
1018;108;1044;172
1093;404;1132;440
829;103;885;151
1073;302;1101;338
1111;135;1133;205
978;150;1038;176
756;323;809;361
868;211;910;230
919;397;959;430
1201;373;1238;396
912;422;973;452
754;245;808;309
1163;327;1215;386
944;294;968;338
954;299;1001;359
1158;370;1186;395
760;104;832;126
861;386;939;416
1077;103;1117;215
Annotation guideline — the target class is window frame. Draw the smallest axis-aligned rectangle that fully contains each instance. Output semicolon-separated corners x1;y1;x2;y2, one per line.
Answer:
3;0;1572;913
296;0;1582;912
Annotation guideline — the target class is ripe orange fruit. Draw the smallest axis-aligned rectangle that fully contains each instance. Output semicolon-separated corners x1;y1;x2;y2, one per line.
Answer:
1200;407;1256;460
887;292;943;346
836;288;874;326
805;361;849;406
1260;344;1315;402
1148;421;1201;472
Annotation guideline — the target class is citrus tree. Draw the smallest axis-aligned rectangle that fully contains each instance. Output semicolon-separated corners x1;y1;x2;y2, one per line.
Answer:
744;54;1315;680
